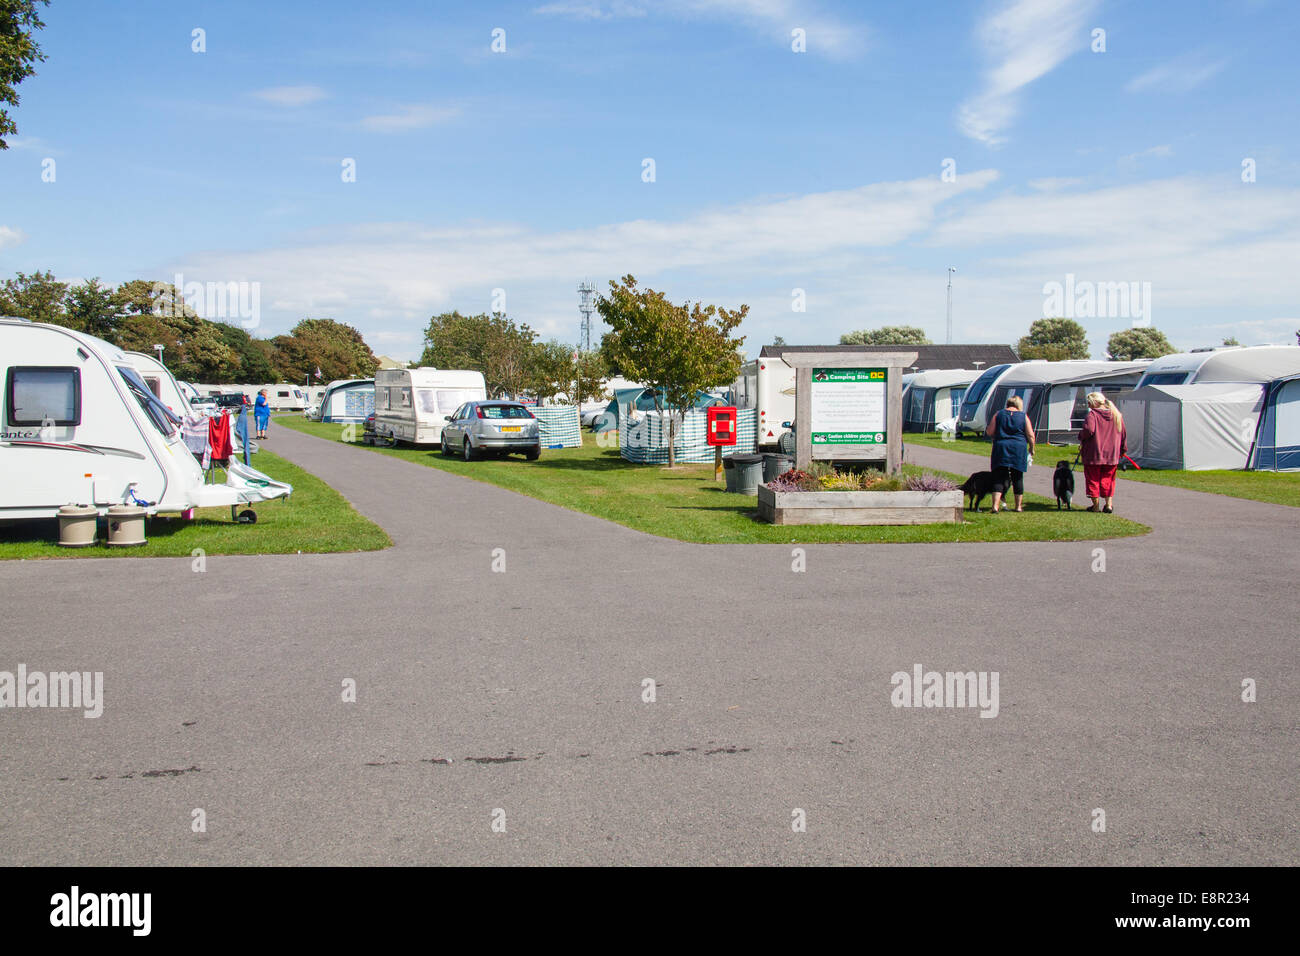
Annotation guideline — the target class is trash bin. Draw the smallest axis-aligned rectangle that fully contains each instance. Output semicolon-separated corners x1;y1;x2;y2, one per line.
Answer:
106;504;147;547
57;504;98;548
723;455;738;493
729;454;765;495
762;453;794;482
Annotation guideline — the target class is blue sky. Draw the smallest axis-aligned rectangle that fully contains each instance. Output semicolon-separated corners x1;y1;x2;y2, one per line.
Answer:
2;0;1298;359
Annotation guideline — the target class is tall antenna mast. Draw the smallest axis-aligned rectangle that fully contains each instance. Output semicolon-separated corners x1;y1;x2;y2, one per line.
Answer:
946;266;956;345
577;280;597;351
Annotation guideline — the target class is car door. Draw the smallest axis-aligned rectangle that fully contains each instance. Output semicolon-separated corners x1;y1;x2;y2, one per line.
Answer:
446;404;467;442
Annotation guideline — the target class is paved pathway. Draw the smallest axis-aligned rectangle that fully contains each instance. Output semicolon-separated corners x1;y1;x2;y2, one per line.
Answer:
1;427;1295;865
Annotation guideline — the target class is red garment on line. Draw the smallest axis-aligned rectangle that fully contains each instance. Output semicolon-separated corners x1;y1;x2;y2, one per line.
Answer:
208;411;233;462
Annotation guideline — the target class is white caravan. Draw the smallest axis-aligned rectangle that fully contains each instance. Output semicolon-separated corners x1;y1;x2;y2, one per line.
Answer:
373;367;486;445
1136;345;1300;387
261;383;308;411
127;351;191;418
0;319;291;521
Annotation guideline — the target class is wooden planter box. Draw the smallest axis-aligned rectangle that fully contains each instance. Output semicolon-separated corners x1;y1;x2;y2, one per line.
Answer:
757;484;963;526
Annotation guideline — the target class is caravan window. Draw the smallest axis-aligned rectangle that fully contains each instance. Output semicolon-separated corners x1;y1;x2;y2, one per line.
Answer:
399;387;412;408
117;366;179;436
950;387;966;417
277;390;290;398
6;366;82;426
433;388;482;413
1141;372;1190;387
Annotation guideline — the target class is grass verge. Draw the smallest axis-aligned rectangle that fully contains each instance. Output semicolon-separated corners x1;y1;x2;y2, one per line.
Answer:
0;449;391;559
278;416;1148;544
902;432;1300;508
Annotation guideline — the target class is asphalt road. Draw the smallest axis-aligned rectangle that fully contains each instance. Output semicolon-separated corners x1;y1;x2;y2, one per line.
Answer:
1;427;1296;865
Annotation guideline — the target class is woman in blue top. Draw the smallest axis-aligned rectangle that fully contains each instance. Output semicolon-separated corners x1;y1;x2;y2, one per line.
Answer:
254;389;271;440
984;395;1035;513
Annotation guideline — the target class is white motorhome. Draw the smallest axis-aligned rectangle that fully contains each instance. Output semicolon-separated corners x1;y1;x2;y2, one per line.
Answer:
733;356;796;449
1;319;291;521
373;367;486;445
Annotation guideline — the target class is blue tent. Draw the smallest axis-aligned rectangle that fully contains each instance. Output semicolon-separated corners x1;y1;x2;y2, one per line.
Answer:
1250;374;1300;471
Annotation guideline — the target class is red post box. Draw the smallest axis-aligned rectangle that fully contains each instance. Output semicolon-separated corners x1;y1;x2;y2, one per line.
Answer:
707;406;738;447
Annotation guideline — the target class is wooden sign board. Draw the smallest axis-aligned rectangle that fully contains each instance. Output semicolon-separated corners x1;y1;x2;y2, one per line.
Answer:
784;351;916;473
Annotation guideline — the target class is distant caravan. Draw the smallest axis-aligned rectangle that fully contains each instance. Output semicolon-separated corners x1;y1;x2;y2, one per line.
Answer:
0;318;291;521
373;367;487;445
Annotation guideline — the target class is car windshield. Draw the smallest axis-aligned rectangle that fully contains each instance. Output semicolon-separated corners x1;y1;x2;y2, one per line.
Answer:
479;404;533;419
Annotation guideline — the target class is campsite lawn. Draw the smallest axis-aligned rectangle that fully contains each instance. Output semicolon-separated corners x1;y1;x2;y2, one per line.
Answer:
278;416;1148;544
903;432;1300;508
0;449;391;559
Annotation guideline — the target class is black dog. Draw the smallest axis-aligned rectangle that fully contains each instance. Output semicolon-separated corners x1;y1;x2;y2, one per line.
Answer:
960;471;995;512
1053;459;1075;510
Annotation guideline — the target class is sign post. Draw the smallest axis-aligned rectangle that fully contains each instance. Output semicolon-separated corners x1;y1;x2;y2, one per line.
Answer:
706;405;738;480
784;351;915;473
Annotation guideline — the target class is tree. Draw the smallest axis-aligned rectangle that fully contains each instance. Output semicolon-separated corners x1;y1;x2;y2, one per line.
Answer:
273;318;378;383
771;335;787;347
1018;318;1089;361
571;348;610;407
840;325;931;346
1107;327;1175;361
419;310;539;398
529;340;575;404
1222;336;1241;347
65;278;123;339
0;0;48;149
598;275;746;467
0;269;67;324
216;321;277;383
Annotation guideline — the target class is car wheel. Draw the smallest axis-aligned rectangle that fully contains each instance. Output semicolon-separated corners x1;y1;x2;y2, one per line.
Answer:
441;435;452;456
525;445;540;461
462;437;475;461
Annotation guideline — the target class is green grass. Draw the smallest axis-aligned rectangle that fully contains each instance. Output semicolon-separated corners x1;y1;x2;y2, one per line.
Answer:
278;416;1148;544
902;432;1300;508
0;449;391;560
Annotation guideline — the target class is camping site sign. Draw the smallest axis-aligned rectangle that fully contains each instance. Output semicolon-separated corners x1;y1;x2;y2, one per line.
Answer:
809;368;886;445
784;350;916;472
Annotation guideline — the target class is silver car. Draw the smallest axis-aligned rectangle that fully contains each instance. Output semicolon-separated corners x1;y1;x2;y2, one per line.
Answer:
441;400;541;461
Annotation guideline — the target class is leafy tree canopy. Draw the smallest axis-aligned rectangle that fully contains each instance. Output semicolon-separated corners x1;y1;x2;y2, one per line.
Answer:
1107;327;1176;362
839;325;931;346
1018;317;1090;361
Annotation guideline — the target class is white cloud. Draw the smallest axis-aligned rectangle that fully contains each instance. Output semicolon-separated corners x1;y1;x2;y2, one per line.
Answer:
534;0;646;19
1126;53;1227;93
361;104;461;132
1118;144;1173;170
536;0;866;58
161;172;1300;355
252;85;328;107
957;0;1099;147
0;225;25;250
1028;177;1083;190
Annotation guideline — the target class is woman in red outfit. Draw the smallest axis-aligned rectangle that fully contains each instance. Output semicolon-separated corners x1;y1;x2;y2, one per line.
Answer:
1078;392;1126;513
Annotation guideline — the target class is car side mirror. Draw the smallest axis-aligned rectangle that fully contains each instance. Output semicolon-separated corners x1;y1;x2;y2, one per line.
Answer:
444;415;452;421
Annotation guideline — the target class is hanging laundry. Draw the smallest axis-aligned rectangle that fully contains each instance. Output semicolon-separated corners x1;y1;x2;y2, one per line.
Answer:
209;410;233;463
